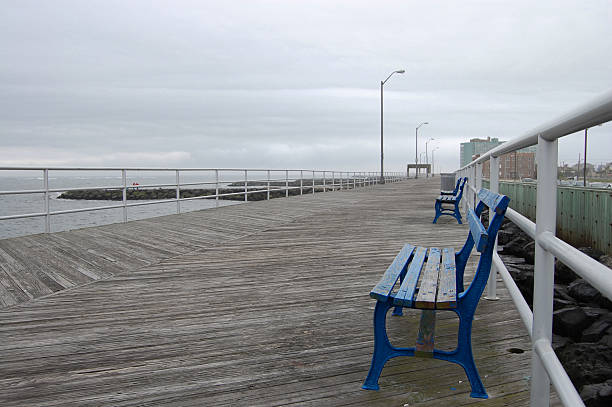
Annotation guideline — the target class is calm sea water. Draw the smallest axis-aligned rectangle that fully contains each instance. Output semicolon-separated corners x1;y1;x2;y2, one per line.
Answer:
0;173;241;239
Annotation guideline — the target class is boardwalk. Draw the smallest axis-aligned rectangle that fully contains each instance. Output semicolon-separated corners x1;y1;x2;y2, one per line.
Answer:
0;179;546;406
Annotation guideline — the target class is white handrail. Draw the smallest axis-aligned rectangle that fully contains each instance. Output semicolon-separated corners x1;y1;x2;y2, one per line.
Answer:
0;168;406;235
459;88;612;407
534;340;586;407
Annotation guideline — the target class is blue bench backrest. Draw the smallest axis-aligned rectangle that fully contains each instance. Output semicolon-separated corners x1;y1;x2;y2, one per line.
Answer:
455;188;510;302
449;177;461;194
455;177;468;200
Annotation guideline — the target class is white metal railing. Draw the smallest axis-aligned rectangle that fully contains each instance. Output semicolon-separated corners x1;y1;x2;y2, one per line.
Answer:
0;167;406;234
458;89;612;407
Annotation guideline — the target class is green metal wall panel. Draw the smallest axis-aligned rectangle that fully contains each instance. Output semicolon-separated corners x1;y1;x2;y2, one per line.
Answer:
481;180;612;255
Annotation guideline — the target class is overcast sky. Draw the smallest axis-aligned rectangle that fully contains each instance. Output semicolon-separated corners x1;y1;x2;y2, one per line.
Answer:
1;0;611;173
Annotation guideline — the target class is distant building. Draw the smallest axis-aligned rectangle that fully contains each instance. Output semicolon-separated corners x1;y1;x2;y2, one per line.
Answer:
500;151;536;179
460;137;503;167
482;150;536;179
462;137;537;179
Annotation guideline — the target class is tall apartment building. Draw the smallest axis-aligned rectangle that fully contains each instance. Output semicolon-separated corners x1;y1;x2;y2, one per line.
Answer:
461;137;537;179
460;137;504;167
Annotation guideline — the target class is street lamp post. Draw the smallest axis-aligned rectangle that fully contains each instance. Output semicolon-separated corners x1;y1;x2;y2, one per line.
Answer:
415;122;429;178
425;137;434;178
431;147;439;176
380;69;405;184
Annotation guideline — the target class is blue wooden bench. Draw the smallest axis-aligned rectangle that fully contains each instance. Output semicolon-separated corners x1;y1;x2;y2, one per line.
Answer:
433;177;467;224
362;189;510;399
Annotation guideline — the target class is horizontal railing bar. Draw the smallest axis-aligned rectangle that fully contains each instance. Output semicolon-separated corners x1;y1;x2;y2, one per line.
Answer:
0;212;47;221
538;231;612;301
534;339;586;407
0;166;361;172
49;203;126;215
493;253;533;336
505;208;536;240
48;185;123;193
124;199;177;208
0;189;46;195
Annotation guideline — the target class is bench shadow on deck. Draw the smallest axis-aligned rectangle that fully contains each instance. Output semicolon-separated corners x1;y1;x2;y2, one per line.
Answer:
0;178;543;406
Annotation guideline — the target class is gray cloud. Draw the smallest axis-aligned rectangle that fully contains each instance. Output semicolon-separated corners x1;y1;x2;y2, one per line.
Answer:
1;0;611;171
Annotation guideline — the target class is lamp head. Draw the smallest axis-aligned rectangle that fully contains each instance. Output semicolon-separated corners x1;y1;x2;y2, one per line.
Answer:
395;70;405;74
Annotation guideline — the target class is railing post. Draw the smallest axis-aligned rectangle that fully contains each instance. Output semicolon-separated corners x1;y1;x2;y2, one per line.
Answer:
300;170;303;195
267;170;270;200
470;165;478;209
122;169;127;223
323;171;326;192
244;170;248;202
43;169;50;233
530;135;558;407
353;172;356;189
476;162;482;194
486;156;499;301
215;169;219;208
312;171;315;195
332;171;335;191
176;169;181;214
285;170;289;197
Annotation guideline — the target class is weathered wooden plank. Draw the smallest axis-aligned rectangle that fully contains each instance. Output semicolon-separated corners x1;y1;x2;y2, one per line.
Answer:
414;247;441;309
437;247;457;309
369;244;415;301
393;246;427;307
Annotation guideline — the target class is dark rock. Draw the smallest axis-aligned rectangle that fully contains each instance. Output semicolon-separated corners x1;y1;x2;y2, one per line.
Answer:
500;236;529;256
506;263;534;306
583;307;611;321
577;247;605;262
497;230;514;245
554;284;577;302
568;279;612;309
555;247;606;286
553;307;595;339
557;343;612;389
552;334;572;352
555;259;580;284
582;319;612;342
599;334;612;347
580;379;612;407
554;297;577;311
499;254;526;266
569;279;602;303
600;255;612;269
522;241;536;265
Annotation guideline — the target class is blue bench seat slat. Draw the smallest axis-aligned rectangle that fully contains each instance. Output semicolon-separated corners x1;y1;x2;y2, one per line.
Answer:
436;247;457;309
369;244;416;301
393;246;427;307
467;209;488;253
414;247;441;309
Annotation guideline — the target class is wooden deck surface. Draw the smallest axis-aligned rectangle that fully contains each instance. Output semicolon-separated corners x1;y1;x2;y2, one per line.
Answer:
0;178;548;406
